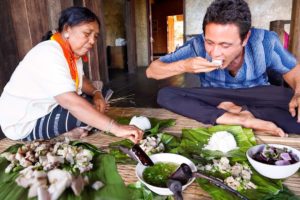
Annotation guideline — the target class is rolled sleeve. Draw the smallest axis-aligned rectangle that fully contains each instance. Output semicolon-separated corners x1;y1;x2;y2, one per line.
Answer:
267;32;297;74
159;35;206;63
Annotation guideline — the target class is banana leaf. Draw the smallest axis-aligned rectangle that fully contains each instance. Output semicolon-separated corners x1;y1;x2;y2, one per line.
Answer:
179;125;256;162
0;143;130;200
178;125;284;200
115;117;176;136
128;181;173;200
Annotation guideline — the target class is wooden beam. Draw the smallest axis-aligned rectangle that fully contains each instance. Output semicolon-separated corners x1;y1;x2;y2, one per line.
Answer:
82;0;109;83
126;0;137;73
46;0;62;30
25;0;50;46
289;0;300;61
0;0;20;93
269;20;290;46
10;0;32;59
146;0;153;63
60;0;73;10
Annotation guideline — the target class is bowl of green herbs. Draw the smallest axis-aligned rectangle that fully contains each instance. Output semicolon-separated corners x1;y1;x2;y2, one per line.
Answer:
135;153;196;195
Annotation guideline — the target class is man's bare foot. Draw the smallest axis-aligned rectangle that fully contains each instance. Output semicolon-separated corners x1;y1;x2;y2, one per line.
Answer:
64;127;89;139
217;101;242;114
216;111;285;137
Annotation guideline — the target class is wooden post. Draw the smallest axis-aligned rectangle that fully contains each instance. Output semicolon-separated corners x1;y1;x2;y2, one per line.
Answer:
82;0;109;83
289;0;300;62
146;0;153;63
0;0;20;94
269;21;288;45
126;0;137;73
10;0;49;59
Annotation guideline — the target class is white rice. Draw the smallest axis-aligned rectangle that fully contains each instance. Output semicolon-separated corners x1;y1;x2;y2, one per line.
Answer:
203;131;237;153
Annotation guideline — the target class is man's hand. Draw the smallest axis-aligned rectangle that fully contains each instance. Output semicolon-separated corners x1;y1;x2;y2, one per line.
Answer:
183;57;219;73
289;93;300;122
93;92;109;113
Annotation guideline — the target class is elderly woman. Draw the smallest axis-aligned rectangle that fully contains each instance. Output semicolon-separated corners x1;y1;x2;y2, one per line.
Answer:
0;6;143;143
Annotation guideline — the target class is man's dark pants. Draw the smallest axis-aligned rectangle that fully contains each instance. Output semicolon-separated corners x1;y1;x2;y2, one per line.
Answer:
157;85;300;133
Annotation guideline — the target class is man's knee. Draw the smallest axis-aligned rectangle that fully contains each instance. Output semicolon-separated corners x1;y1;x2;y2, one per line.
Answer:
157;87;176;107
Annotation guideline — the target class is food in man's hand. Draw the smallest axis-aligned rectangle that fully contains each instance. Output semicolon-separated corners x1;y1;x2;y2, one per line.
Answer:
212;59;223;69
203;131;237;153
252;145;299;165
129;116;151;131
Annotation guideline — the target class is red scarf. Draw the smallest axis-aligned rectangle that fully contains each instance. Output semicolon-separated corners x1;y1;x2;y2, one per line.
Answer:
51;33;88;91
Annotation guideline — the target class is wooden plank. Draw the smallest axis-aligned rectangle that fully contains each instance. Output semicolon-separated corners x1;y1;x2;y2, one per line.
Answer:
269;20;291;46
146;0;153;63
10;0;32;59
60;0;73;10
46;0;62;30
289;0;300;61
25;0;50;46
125;0;138;73
82;0;109;83
0;0;20;93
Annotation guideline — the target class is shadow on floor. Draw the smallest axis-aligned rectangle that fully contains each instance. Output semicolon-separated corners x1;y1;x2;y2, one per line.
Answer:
105;67;200;108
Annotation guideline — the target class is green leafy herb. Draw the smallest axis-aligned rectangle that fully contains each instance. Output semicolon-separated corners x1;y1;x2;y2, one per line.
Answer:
143;162;178;187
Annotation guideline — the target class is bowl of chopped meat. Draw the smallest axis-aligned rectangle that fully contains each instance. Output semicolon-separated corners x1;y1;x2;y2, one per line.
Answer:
246;144;300;179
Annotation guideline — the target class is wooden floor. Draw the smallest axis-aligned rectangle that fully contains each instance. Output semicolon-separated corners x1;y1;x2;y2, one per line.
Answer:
105;67;200;108
0;107;299;199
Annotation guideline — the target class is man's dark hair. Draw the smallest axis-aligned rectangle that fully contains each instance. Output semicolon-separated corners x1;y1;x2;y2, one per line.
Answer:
202;0;251;41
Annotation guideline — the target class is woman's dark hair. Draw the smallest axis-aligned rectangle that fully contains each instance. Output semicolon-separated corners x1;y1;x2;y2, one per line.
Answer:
202;0;251;41
42;6;100;41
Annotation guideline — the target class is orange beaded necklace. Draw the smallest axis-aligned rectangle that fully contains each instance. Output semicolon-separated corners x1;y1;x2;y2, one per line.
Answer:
51;32;87;92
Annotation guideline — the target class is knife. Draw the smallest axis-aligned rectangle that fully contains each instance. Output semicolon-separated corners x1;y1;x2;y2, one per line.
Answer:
105;89;114;102
170;163;249;200
118;144;154;166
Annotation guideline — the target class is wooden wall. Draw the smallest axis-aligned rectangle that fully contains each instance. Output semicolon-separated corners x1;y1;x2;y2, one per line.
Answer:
151;0;183;55
0;0;108;95
0;0;19;94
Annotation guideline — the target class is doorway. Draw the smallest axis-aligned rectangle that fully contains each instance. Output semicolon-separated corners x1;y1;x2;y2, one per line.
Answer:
167;15;184;53
148;0;184;61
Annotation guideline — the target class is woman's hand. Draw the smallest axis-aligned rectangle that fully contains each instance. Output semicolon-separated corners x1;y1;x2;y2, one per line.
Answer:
93;92;109;113
289;93;300;122
111;123;144;144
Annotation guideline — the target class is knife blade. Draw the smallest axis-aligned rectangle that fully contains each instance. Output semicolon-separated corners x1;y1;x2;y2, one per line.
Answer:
118;146;140;162
132;144;154;166
105;89;114;102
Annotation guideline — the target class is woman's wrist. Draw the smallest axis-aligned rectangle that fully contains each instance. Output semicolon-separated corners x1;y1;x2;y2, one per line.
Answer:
104;119;115;133
92;89;101;96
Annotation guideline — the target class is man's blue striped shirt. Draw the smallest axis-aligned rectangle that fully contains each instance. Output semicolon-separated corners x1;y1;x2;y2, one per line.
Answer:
160;28;297;89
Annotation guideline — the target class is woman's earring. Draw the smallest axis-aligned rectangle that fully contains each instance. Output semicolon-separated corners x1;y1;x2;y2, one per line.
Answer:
64;33;69;39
